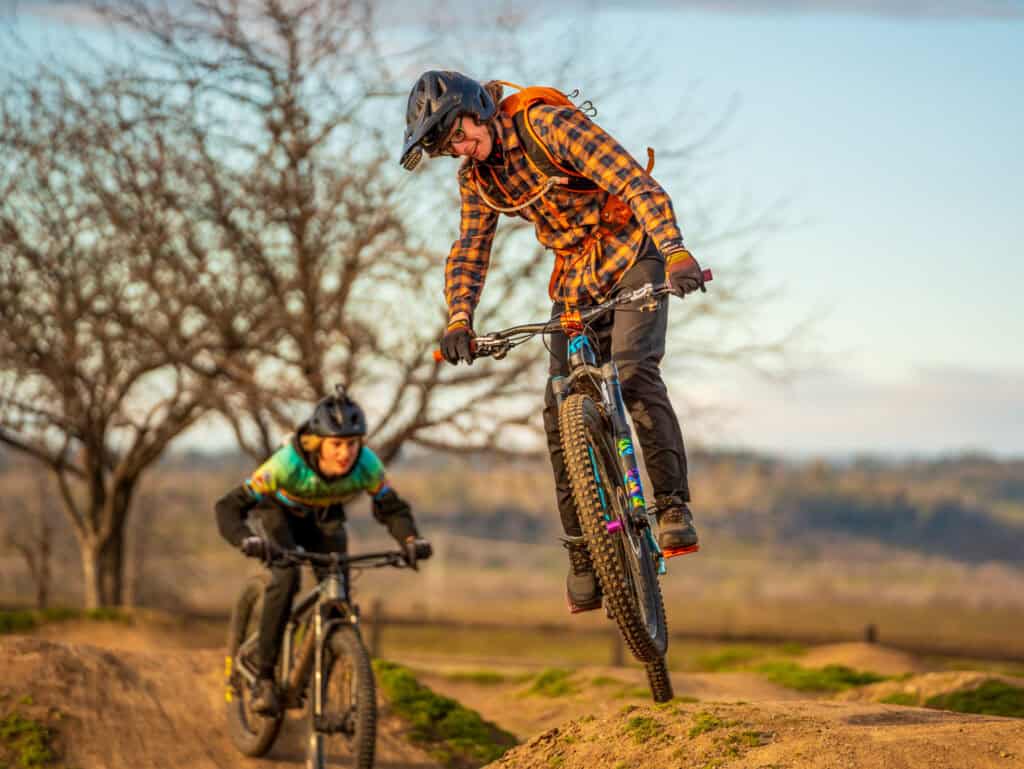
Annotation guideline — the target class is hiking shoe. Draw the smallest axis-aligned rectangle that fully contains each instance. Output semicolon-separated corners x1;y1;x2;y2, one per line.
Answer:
656;499;699;552
563;537;602;613
250;676;280;717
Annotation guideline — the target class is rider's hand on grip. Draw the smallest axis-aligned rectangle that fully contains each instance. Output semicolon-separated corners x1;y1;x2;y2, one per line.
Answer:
402;536;433;570
240;535;277;563
665;247;706;296
440;318;475;365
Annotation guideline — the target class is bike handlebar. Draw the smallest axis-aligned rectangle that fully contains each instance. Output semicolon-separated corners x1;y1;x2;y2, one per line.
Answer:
432;273;712;363
248;546;409;570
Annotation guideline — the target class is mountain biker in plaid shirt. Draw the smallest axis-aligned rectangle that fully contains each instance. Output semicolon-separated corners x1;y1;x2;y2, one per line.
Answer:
401;71;705;613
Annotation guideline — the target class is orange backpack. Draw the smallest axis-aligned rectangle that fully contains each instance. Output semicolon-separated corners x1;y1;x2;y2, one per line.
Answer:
472;81;656;301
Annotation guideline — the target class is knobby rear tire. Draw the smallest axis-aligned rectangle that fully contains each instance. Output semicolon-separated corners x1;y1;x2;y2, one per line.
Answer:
645;657;675;703
225;574;284;757
322;627;377;769
559;393;669;663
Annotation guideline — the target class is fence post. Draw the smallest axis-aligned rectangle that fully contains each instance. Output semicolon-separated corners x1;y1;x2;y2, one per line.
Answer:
864;623;878;644
369;598;383;658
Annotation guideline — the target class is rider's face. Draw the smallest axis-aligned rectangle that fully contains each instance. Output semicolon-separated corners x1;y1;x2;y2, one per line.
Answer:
444;115;492;162
319;436;361;475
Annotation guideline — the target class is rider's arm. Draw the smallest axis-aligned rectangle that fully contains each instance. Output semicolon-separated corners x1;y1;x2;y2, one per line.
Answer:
215;451;285;547
527;105;687;256
445;164;500;323
215;484;259;548
360;448;420;543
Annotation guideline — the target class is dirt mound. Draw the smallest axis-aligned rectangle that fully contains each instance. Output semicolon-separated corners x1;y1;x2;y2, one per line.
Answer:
799;642;930;676
0;637;438;769
838;670;1024;705
485;699;1023;769
414;663;803;741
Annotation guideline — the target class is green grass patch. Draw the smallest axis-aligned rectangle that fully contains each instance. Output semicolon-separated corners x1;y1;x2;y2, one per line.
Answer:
526;669;577;698
689;711;727;738
924;680;1024;718
0;607;131;635
373;660;516;767
694;645;764;672
0;710;58;768
880;692;920;706
590;675;627;687
444;670;508;686
756;662;886;692
623;715;663;744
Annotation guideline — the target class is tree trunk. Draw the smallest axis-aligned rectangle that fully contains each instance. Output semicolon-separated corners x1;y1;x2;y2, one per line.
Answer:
81;539;103;610
99;529;125;607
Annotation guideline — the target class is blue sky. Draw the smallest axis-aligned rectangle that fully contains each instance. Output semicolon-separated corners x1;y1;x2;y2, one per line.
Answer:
526;4;1024;456
9;1;1024;457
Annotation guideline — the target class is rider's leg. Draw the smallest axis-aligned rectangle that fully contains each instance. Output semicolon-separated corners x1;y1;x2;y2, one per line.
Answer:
255;505;302;701
308;509;349;584
543;313;602;612
610;241;697;551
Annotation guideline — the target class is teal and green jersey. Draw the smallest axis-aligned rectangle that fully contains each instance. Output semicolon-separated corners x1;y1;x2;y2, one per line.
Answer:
244;439;387;516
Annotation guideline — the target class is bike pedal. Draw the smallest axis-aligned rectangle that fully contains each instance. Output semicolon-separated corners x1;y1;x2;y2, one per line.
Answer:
661;544;700;559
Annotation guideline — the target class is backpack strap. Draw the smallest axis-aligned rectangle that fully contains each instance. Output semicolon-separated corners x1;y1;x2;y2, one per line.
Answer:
510;104;598;194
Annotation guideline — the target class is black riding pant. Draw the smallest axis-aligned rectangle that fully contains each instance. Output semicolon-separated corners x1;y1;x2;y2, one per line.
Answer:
254;503;347;677
542;238;690;537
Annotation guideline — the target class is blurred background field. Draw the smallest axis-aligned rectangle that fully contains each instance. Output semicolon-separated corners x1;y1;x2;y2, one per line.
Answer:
3;448;1022;661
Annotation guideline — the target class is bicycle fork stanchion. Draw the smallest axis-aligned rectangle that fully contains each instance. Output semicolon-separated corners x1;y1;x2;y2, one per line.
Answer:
600;361;667;575
307;609;326;769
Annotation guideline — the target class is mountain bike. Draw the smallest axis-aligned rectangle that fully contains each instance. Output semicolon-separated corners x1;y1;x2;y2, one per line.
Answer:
225;546;408;769
435;277;710;702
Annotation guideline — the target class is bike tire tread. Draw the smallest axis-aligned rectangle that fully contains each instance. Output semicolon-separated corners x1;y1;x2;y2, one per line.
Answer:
559;393;668;662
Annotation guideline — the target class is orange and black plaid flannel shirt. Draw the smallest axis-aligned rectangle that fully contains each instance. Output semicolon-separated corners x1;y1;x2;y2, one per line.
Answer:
445;104;686;319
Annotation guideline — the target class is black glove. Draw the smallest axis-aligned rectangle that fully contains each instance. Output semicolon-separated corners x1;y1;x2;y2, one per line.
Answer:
240;536;277;563
440;318;475;365
665;247;705;296
402;536;433;571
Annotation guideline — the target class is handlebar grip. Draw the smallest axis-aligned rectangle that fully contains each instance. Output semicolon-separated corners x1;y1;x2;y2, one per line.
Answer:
432;349;444;362
702;268;713;282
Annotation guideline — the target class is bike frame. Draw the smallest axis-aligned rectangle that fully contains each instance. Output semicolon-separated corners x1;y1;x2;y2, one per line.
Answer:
550;329;667;575
234;550;403;728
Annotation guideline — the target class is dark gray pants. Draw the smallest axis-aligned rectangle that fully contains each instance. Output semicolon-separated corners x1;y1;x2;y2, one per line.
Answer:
255;503;347;677
542;240;690;537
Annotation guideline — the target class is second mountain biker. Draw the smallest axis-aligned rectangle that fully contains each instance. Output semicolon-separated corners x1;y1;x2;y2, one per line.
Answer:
215;386;432;715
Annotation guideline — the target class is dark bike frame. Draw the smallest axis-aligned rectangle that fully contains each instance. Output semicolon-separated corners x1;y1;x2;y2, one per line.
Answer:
463;281;685;575
230;548;406;765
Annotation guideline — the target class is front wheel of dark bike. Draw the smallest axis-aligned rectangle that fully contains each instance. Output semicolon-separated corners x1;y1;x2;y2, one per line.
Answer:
312;626;376;769
225;575;284;757
560;393;669;663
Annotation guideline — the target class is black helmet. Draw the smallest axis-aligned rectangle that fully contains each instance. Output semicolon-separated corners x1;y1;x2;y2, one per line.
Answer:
400;70;496;171
303;385;367;438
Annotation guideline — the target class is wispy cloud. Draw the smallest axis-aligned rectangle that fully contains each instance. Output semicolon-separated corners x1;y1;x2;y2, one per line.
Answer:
689;365;1024;457
625;0;1024;19
14;0;1024;28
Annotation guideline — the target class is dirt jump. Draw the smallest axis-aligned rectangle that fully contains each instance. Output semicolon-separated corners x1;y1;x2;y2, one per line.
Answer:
1;626;1022;769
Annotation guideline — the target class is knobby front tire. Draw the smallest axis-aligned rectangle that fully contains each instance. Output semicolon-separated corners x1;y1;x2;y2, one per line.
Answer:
225;574;284;757
320;627;377;769
559;393;669;663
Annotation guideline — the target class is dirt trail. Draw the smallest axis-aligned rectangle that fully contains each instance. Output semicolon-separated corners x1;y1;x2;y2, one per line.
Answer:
487;699;1024;769
4;624;1022;769
1;636;438;769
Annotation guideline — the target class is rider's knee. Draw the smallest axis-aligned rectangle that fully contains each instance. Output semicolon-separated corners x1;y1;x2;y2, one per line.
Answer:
617;359;663;402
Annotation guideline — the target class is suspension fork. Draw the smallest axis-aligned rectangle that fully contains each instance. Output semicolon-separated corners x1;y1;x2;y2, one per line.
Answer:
602;359;668;573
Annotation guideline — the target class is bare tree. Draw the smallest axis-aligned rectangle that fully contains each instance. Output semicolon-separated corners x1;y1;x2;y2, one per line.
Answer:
0;67;212;607
1;469;62;609
85;0;553;462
